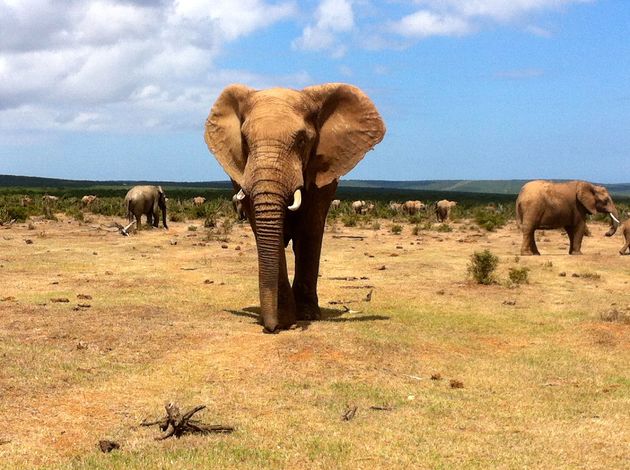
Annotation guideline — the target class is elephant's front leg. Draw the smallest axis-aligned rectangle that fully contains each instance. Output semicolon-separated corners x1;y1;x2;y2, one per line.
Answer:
291;182;338;321
569;224;585;255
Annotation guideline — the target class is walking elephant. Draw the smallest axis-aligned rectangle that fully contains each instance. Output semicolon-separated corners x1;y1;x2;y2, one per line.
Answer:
192;196;206;206
403;200;425;215
436;200;457;222
81;195;97;207
124;185;168;231
205;83;385;332
516;180;619;255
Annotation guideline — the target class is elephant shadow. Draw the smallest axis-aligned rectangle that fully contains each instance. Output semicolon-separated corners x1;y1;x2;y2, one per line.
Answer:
225;306;389;331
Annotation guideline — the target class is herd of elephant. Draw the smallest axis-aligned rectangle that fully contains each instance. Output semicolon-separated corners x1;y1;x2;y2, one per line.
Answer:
20;83;628;333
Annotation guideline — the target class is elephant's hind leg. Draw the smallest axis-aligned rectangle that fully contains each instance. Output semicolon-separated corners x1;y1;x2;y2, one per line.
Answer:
521;227;540;255
620;237;630;255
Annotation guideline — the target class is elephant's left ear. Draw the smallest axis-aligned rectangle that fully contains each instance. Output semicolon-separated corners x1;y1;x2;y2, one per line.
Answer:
303;83;386;188
576;181;597;214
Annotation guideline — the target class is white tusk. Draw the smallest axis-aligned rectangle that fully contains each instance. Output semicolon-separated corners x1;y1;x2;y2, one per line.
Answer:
236;189;246;201
287;189;302;211
610;213;620;224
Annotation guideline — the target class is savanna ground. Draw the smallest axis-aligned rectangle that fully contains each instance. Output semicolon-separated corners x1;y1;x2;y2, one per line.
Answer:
0;196;629;469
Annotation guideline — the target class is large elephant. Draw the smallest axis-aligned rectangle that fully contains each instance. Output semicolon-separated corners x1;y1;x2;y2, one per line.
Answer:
436;199;457;222
205;83;385;332
516;180;619;255
124;185;168;231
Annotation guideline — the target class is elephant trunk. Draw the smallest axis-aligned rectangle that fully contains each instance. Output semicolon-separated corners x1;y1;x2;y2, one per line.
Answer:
161;202;168;229
252;195;285;333
605;205;620;237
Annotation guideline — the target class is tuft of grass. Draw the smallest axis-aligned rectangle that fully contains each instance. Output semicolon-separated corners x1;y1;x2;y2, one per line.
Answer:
508;266;530;285
473;207;508;231
390;224;403;235
435;223;452;232
187;225;198;232
342;213;358;227
467;249;499;285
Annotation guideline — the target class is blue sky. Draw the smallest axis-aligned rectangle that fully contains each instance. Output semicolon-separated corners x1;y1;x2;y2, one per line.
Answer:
0;0;628;182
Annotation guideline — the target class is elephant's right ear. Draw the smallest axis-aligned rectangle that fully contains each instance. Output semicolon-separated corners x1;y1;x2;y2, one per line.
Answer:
204;84;253;186
577;181;597;214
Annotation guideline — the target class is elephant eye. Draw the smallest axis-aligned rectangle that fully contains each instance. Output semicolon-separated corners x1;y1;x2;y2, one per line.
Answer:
294;131;308;150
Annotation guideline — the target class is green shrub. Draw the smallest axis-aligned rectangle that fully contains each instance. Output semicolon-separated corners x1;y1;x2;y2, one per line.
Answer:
436;223;452;232
473;207;508;231
3;205;28;222
371;221;381;230
390;224;403;235
169;212;185;222
508;267;530;285
188;225;198;232
468;249;499;285
342;213;358;227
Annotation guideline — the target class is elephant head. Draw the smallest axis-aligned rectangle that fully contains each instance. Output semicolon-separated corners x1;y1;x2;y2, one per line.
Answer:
576;181;619;236
205;83;385;331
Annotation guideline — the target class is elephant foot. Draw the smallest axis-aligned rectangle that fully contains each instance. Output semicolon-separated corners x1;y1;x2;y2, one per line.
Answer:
569;251;583;255
296;302;321;321
520;251;540;256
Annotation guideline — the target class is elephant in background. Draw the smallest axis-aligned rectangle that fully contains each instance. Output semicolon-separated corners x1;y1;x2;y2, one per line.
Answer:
42;195;59;203
125;185;168;231
403;200;425;215
436;199;457;222
389;202;402;213
352;200;374;214
232;192;247;221
330;199;341;209
81;195;97;207
193;196;206;206
20;196;32;207
516;180;619;255
619;219;630;255
205;83;385;332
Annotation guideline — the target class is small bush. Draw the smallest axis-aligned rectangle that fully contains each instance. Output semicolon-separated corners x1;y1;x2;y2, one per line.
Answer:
169;212;185;222
468;249;499;285
412;225;420;236
371;221;381;230
4;205;28;222
188;225;198;232
390;224;403;235
508;267;530;285
221;217;234;235
342;213;358;227
204;216;216;228
473;208;508;232
436;223;452;232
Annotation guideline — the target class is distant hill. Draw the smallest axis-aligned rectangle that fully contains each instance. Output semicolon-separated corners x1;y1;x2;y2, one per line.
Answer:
1;175;629;197
340;179;630;196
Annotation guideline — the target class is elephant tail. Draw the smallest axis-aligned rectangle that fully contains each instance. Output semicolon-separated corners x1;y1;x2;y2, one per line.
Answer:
515;200;523;228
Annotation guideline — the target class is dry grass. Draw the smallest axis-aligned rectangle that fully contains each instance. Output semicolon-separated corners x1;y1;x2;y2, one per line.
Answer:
0;214;628;469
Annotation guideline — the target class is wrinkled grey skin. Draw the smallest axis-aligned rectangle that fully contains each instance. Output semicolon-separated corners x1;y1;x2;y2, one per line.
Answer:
125;185;168;231
205;83;385;333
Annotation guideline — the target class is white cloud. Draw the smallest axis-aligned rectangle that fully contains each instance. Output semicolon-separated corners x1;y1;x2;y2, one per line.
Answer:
0;0;298;132
391;10;471;38
390;0;593;39
293;0;354;54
